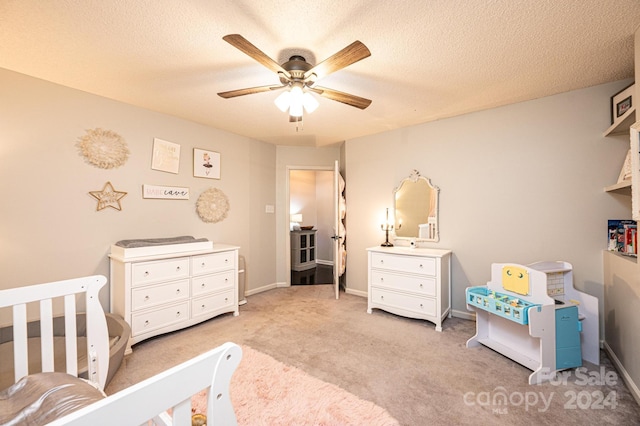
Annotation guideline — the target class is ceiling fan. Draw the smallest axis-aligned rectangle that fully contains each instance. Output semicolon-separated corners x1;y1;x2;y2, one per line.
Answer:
217;34;372;121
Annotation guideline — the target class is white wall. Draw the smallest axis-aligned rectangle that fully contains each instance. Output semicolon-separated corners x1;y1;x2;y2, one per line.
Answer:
0;68;277;307
345;80;632;332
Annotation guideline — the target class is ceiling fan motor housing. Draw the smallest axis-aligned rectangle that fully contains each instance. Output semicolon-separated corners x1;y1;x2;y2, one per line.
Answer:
280;55;313;84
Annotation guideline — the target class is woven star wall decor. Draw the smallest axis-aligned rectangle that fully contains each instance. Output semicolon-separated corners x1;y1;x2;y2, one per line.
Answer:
89;181;127;211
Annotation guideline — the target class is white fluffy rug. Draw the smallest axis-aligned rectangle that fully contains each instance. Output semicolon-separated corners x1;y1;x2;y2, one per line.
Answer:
191;346;398;425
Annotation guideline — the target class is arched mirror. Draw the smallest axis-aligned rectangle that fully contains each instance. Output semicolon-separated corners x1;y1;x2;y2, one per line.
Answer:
394;170;439;242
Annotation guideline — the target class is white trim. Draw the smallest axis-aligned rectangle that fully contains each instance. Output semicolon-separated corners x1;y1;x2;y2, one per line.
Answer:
244;282;278;296
603;340;640;406
316;259;334;266
345;288;367;298
452;309;475;321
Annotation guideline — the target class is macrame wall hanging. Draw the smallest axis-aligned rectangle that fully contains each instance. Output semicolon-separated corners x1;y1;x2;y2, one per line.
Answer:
196;187;230;223
77;128;129;169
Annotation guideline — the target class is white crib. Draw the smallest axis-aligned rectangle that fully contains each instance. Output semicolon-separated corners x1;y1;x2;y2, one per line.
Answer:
0;275;242;425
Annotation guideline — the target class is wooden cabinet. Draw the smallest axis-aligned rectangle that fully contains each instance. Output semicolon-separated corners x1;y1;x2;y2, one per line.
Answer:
367;246;451;332
110;244;239;352
291;230;317;271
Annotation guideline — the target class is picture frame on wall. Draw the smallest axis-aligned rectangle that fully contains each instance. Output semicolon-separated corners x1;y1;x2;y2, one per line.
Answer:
610;82;635;126
151;138;181;174
193;148;220;179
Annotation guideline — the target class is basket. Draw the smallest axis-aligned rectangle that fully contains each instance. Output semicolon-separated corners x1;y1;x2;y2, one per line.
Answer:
466;286;539;325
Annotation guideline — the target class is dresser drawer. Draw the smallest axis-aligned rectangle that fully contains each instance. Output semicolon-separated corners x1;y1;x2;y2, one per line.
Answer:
191;271;235;297
371;252;436;276
131;301;190;337
191;252;236;276
191;289;235;318
371;271;436;297
131;258;190;287
131;279;189;311
371;288;436;317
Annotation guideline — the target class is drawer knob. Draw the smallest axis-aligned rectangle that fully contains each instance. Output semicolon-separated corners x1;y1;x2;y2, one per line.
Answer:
419;283;423;288
380;295;384;300
176;311;181;317
201;304;206;309
419;264;423;268
144;271;149;276
380;260;384;264
176;289;181;294
225;297;228;301
201;283;206;288
144;320;150;327
176;266;181;271
380;277;384;282
420;303;424;308
225;278;228;283
201;262;206;267
225;258;229;263
144;295;150;301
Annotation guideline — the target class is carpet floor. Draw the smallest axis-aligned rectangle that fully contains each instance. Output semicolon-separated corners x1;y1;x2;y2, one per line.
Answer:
106;285;640;425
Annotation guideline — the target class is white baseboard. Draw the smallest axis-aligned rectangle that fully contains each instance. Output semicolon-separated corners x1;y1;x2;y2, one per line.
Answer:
345;288;367;298
452;309;475;321
244;282;279;296
316;260;334;266
603;340;640;406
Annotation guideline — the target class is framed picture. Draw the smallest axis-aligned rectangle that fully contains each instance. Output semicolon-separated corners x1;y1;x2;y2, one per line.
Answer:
611;83;635;125
151;138;181;174
193;148;220;179
142;184;190;200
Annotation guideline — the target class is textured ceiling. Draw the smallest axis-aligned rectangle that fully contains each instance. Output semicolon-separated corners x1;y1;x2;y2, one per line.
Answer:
1;1;639;146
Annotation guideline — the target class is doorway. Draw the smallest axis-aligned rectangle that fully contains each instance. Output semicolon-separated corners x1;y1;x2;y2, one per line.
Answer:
288;168;334;286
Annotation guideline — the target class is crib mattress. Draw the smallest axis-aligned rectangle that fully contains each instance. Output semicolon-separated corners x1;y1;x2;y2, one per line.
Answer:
0;372;105;425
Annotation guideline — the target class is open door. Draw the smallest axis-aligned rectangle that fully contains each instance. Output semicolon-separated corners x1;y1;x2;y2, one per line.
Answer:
332;160;346;299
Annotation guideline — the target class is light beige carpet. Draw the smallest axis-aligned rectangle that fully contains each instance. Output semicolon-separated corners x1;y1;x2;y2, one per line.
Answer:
191;345;399;426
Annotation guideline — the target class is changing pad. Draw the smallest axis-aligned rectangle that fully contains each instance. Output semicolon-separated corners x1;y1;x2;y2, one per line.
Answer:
111;236;213;259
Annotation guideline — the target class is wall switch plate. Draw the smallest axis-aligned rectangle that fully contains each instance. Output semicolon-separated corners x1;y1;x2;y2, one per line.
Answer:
265;205;275;213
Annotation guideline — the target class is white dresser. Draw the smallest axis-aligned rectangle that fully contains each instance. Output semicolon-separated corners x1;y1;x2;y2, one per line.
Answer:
367;246;452;332
110;244;239;352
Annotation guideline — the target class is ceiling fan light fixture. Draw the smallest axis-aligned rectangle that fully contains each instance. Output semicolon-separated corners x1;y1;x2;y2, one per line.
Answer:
303;92;319;113
274;90;291;112
289;98;304;117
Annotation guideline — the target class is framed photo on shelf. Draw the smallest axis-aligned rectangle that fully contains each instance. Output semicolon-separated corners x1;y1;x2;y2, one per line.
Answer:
193;148;220;179
610;82;634;126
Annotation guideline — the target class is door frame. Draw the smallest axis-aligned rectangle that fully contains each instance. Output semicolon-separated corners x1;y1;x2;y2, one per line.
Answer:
285;164;335;286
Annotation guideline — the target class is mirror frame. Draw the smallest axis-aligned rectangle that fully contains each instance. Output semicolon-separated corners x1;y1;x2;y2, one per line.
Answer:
393;169;440;243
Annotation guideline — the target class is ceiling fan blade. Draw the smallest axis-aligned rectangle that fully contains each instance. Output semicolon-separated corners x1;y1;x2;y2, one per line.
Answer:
223;34;291;79
312;86;372;110
303;41;371;81
218;84;285;98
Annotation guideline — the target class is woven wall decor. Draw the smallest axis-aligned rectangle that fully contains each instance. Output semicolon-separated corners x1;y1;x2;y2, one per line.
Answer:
77;128;129;169
89;181;127;211
196;187;229;223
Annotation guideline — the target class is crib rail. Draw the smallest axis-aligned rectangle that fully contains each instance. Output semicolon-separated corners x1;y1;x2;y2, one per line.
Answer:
0;275;109;389
49;342;242;426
